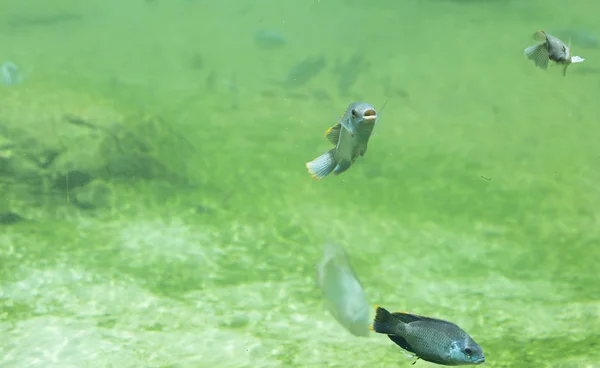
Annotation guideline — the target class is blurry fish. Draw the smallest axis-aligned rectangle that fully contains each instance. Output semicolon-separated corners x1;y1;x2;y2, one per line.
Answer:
190;53;204;70
8;13;81;29
283;56;326;89
306;101;384;180
254;30;287;49
316;242;370;337
371;306;485;366
333;53;369;97
524;30;585;76
1;61;22;86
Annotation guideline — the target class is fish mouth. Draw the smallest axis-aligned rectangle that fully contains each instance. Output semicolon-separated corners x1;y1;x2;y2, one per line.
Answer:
362;108;377;120
473;357;486;364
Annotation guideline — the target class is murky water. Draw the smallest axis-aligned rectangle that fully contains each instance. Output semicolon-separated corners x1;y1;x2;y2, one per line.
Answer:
1;0;599;367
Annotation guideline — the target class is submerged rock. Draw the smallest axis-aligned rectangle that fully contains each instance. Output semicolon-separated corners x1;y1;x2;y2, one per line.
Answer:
0;82;186;206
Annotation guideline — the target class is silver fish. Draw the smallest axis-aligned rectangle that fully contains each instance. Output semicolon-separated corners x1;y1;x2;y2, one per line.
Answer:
371;306;485;366
306;102;383;180
524;30;585;76
316;242;370;337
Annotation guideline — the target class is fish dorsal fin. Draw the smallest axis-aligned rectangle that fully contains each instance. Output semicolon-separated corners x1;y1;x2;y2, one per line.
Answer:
392;311;453;325
325;122;342;145
392;311;425;324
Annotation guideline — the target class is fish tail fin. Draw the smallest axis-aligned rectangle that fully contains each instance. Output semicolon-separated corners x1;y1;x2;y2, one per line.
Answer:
372;306;398;335
571;55;585;64
306;149;336;180
524;43;549;70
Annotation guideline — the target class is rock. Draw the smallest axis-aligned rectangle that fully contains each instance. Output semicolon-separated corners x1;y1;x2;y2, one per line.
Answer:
0;82;187;205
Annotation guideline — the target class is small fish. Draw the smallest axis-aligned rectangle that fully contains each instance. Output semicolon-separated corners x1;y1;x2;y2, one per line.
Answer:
371;306;485;366
333;53;369;97
8;13;81;29
254;30;287;49
316;242;370;337
524;30;585;76
283;56;326;89
306;102;383;180
1;61;22;86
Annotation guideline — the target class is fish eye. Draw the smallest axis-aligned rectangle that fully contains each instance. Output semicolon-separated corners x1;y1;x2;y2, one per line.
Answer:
351;109;358;117
562;46;566;52
464;347;472;355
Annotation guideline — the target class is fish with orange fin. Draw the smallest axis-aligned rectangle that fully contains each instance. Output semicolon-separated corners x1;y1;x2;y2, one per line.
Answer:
305;101;386;180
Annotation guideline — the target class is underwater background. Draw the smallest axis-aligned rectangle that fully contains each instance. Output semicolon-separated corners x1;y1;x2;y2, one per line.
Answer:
1;0;599;367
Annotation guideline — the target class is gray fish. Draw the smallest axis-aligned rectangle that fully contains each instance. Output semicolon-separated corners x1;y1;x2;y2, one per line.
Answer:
524;30;585;76
283;56;326;89
316;242;370;337
333;53;369;97
254;30;287;49
305;101;383;180
371;306;485;366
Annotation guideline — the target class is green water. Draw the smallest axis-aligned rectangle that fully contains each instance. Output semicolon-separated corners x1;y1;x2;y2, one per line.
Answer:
1;0;599;367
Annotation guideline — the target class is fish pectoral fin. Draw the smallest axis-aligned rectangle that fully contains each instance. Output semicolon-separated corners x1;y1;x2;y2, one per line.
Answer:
525;43;549;70
339;118;356;136
324;123;342;145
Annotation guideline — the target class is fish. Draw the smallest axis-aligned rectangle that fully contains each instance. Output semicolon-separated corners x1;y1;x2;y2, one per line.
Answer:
305;101;384;180
371;306;485;366
8;13;81;29
1;61;22;86
333;53;369;97
316;242;370;337
254;30;287;49
524;30;585;76
283;56;326;89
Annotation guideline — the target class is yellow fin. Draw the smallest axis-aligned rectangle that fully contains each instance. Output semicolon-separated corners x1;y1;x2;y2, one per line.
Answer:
324;123;341;145
533;30;546;41
369;324;374;331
